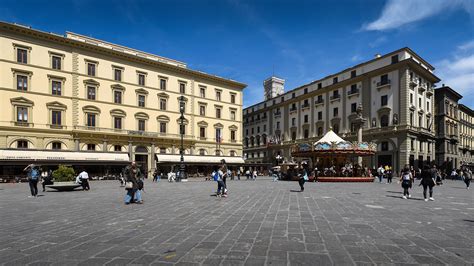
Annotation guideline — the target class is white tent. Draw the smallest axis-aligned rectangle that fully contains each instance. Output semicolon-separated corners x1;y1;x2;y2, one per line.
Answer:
314;130;345;145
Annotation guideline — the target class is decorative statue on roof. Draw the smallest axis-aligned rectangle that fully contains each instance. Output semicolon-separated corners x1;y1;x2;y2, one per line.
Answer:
393;113;399;125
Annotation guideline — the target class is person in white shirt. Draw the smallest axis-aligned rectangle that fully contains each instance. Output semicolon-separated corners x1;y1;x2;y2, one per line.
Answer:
76;169;90;191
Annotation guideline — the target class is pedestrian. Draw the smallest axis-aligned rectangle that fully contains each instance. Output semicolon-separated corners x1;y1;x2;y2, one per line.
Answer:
253;170;257;180
420;165;436;202
24;164;40;198
246;169;250;180
221;160;228;195
386;166;393;184
123;161;143;204
213;166;226;198
237;169;241;180
41;169;53;192
76;169;90;191
450;169;458;180
399;165;413;199
462;167;471;189
152;168;161;182
377;165;385;183
298;164;309;192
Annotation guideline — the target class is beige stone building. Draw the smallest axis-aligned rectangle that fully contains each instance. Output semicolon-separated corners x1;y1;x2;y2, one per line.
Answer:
244;48;440;173
0;22;245;178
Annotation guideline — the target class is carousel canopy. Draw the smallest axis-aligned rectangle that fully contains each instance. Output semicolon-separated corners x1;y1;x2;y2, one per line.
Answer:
314;130;345;145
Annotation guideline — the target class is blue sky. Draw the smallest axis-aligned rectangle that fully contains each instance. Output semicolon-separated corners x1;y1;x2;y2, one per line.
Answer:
1;0;473;107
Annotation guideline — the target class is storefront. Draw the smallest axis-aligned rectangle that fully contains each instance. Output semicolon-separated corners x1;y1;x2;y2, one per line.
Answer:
155;155;245;178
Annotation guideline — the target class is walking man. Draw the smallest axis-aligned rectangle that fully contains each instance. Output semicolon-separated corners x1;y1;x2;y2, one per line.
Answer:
377;165;385;183
462;167;471;189
24;164;40;197
421;165;436;202
123;161;143;204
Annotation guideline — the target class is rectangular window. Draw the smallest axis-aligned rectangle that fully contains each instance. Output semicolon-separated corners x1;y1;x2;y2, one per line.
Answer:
231;94;236;104
231;111;236;120
17;107;28;122
87;114;96;127
216;91;221;101
17;48;27;64
179;83;186;94
87;63;96;76
318;111;322;120
333;77;338;84
160;147;166;154
200;105;206;116
160;122;167;133
87;86;96;100
304;88;308;94
216;108;221;119
114;145;122;152
410;94;413;104
17;140;28;149
292;118;296;126
87;144;95;151
200;87;206;98
391;55;399;64
304;115;308;123
51;110;62;125
419;98;422;108
114;91;122;104
200;127;206;138
351;70;356;78
231;130;236;141
351;103;357;113
138;95;145;107
317;95;323;102
380;74;388;84
160;99;167;110
304;129;309;139
318;83;322;89
160;79;167;90
138;73;145;86
381;95;388;106
114;117;122;129
114;69;122;81
276;121;280;129
17;75;28;91
333;107;338;117
52;55;61;70
52;81;62;95
52;142;62;150
138;119;145;131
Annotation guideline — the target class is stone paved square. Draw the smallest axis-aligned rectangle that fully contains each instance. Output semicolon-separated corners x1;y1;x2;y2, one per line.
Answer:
0;178;473;265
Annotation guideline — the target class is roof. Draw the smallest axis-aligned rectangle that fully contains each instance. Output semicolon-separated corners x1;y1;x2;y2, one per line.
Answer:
0;21;246;90
315;130;346;144
459;104;474;116
435;86;463;101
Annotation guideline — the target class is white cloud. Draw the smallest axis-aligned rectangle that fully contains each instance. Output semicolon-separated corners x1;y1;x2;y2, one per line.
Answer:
351;54;363;62
363;0;474;31
436;41;474;103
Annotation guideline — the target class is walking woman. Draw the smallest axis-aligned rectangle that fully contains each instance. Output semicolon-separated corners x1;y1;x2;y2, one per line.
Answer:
399;165;413;199
420;165;436;202
462;166;471;189
123;161;143;204
298;163;309;192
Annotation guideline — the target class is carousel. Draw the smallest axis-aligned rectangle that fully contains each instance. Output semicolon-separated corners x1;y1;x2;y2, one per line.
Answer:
291;129;377;182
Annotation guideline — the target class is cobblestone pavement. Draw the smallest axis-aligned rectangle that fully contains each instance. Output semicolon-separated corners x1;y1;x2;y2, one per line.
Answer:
0;178;473;265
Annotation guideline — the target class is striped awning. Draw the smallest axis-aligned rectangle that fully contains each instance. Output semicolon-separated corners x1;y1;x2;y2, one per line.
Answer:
156;154;245;164
0;149;129;163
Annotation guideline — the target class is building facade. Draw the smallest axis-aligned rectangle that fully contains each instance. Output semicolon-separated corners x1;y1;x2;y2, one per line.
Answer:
243;48;440;173
458;104;474;167
0;22;245;178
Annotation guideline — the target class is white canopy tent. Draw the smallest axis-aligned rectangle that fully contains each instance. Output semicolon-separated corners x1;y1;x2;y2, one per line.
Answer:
314;130;346;145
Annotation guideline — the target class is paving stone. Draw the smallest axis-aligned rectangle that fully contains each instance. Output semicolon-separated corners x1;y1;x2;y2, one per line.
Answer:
0;179;472;265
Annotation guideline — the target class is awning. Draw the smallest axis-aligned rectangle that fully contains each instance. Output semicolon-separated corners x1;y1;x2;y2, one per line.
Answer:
0;149;129;164
156;155;245;165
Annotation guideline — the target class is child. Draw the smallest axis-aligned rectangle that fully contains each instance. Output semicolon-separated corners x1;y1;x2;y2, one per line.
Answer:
399;165;413;199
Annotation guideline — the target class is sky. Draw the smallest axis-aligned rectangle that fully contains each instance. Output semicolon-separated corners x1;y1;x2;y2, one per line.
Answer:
1;0;473;108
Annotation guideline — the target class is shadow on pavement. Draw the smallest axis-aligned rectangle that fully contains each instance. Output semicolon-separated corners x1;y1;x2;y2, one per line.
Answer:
290;190;302;193
386;191;402;194
385;195;424;201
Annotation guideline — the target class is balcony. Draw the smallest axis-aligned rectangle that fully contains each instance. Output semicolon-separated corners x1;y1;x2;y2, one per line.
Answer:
289;107;298;113
330;94;341;102
49;124;64;129
301;103;310;110
426;87;434;97
315;98;324;106
274;111;281;117
14;121;31;127
376;79;391;90
409;79;418;88
418;84;426;93
73;125;194;140
347;88;359;97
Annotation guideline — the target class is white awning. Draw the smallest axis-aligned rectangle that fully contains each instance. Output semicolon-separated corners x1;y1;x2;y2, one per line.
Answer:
156;155;245;164
0;150;129;162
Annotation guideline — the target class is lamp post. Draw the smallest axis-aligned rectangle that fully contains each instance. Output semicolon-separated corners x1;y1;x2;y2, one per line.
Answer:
275;154;282;166
179;96;186;181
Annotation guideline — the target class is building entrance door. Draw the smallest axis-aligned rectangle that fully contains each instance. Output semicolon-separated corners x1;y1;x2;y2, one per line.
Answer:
378;155;392;168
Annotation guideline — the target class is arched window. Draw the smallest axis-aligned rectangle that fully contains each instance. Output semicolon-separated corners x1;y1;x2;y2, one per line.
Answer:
199;149;206;156
333;124;339;134
380;115;389;127
230;150;236;157
215;150;222;156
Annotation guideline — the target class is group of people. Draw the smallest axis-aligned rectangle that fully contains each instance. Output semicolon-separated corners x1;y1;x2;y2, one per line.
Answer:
375;165;394;183
23;164;54;197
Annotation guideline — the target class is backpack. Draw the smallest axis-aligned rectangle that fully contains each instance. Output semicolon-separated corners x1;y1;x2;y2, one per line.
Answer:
212;172;219;181
402;173;411;181
30;168;39;181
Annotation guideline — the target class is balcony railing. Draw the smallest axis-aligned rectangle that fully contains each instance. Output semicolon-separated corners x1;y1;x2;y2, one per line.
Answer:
73;125;194;139
274;111;281;117
14;121;31;127
347;88;359;96
330;94;341;101
376;79;391;87
289;107;298;112
301;103;310;109
315;98;324;105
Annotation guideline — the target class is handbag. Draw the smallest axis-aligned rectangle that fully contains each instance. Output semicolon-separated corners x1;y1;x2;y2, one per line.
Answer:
125;181;133;189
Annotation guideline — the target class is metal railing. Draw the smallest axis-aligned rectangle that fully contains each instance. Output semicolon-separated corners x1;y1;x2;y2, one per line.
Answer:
376;79;391;87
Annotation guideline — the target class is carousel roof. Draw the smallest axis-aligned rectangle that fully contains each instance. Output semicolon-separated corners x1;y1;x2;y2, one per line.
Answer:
315;130;346;145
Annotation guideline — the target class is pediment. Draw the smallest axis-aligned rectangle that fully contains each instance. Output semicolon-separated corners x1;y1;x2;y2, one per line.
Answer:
10;97;34;106
135;88;149;95
46;101;68;110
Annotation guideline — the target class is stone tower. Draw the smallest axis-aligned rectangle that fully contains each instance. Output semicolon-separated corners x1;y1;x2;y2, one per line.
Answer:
263;76;285;100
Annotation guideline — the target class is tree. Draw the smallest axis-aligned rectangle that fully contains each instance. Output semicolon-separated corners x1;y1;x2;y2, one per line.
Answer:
52;165;75;182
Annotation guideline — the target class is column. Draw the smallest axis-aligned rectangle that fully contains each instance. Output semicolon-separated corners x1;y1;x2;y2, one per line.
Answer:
128;142;133;161
151;143;156;172
103;140;108;152
75;138;80;151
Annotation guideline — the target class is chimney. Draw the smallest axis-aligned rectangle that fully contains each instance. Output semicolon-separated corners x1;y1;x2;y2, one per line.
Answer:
375;53;381;58
442;84;445;87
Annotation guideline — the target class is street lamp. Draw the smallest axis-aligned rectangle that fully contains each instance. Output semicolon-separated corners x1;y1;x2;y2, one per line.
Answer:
275;154;282;166
179;96;186;181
